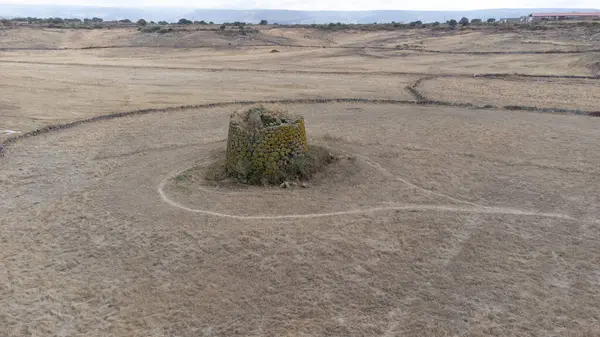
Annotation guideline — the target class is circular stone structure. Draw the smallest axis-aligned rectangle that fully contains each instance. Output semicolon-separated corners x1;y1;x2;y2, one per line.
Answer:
225;106;308;183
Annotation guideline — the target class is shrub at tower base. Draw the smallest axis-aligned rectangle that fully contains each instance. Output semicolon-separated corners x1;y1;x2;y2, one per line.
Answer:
222;105;330;185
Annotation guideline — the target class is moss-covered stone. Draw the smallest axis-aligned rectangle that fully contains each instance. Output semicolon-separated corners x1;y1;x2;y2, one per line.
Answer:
225;106;308;184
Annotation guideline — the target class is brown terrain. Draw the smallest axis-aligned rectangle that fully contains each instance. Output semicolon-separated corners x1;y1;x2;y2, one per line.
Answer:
1;24;600;336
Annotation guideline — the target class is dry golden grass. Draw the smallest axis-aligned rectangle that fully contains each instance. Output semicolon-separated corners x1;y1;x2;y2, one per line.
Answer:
1;26;600;337
419;76;600;111
0;61;418;142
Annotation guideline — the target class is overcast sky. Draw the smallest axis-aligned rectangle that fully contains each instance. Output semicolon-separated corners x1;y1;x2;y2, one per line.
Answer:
1;0;599;10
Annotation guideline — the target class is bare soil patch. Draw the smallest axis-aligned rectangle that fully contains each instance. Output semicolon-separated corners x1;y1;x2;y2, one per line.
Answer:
2;26;600;337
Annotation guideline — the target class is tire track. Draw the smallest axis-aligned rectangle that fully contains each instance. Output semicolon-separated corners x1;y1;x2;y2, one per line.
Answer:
409;76;600;116
0;59;598;80
2;44;599;55
2;97;599;155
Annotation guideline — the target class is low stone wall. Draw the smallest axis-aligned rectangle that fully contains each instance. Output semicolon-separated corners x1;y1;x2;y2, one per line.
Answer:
225;117;308;181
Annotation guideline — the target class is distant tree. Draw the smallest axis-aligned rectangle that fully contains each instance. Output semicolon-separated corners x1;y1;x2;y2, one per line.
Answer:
1;19;11;26
471;18;482;24
409;20;423;27
219;24;226;30
49;17;64;24
91;17;103;22
150;21;156;24
432;21;440;27
83;18;91;23
487;18;496;23
119;19;132;23
198;20;208;25
260;19;268;25
136;19;147;26
447;19;458;28
178;18;193;25
209;21;214;24
459;17;470;26
158;21;168;25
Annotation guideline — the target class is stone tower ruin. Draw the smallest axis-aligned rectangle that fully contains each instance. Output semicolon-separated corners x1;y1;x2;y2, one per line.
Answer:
225;106;308;184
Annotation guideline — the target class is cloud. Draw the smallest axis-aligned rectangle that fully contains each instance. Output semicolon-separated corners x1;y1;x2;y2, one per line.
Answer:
2;0;599;10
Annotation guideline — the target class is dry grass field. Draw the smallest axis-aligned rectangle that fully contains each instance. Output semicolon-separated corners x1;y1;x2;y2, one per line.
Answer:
1;24;600;337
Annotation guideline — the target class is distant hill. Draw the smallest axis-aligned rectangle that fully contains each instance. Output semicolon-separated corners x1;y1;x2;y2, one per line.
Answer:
0;5;598;24
185;8;600;24
0;4;191;22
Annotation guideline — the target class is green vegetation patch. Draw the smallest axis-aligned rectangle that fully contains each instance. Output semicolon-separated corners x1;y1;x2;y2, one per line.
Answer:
209;145;337;186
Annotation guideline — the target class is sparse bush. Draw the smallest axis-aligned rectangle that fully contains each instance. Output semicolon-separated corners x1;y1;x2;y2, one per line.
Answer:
178;18;192;25
219;24;226;30
471;18;482;25
140;25;172;34
137;19;147;26
119;19;131;23
158;21;168;25
260;19;268;25
139;25;160;33
92;17;103;22
447;19;458;28
432;21;440;27
410;20;423;27
459;17;470;26
487;18;496;23
1;19;10;26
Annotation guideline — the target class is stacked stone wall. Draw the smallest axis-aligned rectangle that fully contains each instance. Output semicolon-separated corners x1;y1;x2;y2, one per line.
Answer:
225;118;308;181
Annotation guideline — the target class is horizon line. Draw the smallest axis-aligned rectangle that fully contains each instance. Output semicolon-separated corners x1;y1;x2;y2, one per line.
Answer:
1;3;599;11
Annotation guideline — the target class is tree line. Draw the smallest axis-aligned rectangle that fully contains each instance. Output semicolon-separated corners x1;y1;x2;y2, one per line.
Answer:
1;16;506;29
